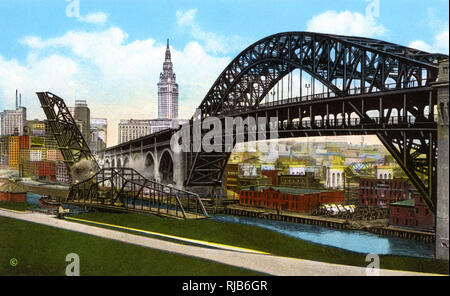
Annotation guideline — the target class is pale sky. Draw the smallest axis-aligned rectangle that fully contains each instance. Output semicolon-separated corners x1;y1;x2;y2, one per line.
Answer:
0;0;448;146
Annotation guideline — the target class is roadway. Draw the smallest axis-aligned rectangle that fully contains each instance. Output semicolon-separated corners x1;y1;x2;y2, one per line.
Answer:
0;208;439;276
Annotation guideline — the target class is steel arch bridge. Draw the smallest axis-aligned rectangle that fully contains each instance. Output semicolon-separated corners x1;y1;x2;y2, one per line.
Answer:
184;31;447;213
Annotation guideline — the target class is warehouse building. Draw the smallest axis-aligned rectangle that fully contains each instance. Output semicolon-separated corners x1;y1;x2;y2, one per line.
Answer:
239;186;344;213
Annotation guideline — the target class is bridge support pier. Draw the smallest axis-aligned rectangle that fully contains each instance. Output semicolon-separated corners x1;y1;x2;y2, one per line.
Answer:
434;59;449;260
173;151;185;189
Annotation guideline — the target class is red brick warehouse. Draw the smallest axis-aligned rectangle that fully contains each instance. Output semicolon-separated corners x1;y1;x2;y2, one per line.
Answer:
389;194;435;231
239;186;344;213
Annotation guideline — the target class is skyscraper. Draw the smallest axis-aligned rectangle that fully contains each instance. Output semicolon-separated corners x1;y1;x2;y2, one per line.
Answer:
157;39;178;120
90;118;107;155
0;90;27;136
73;100;90;144
117;39;187;145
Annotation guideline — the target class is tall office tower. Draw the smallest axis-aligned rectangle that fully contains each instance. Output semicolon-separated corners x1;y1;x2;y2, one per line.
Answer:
157;39;178;120
73;100;90;144
117;39;186;145
0;90;27;136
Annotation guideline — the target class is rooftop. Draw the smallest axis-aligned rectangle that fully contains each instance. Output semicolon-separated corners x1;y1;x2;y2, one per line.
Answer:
390;199;415;207
241;186;327;195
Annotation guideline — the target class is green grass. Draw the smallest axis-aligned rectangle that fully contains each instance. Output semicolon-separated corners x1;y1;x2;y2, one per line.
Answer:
0;216;262;276
0;202;30;211
75;212;449;275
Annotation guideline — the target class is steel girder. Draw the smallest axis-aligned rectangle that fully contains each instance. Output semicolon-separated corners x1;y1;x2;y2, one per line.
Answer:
186;32;446;191
68;167;208;218
36;92;98;171
196;32;443;119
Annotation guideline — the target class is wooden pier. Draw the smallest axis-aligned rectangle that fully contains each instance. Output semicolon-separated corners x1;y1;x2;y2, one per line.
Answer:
225;204;347;229
225;204;435;242
368;226;435;243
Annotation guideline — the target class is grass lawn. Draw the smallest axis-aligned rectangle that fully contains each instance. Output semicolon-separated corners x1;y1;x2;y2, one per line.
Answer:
74;212;449;275
0;202;31;212
0;216;262;276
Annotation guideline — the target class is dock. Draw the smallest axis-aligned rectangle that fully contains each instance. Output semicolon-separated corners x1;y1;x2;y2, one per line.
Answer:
225;204;435;242
225;204;347;229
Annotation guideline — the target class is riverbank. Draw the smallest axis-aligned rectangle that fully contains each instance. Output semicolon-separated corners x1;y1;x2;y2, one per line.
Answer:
0;215;261;276
0;177;69;200
0;202;30;212
225;204;435;243
70;211;448;275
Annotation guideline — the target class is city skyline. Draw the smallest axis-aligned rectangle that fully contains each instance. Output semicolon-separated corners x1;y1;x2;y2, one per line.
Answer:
0;0;448;146
0;1;448;277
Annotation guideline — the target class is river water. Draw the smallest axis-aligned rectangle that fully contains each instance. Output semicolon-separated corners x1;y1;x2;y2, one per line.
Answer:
24;193;433;258
210;214;434;258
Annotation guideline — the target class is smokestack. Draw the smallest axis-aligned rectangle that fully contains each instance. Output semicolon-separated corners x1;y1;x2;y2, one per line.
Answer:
19;93;21;107
15;89;18;109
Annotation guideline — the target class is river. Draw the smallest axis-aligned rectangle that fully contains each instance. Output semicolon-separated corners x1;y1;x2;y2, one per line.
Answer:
210;214;434;258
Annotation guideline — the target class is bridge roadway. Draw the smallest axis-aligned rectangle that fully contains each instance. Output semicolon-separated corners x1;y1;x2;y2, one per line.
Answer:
0;209;441;276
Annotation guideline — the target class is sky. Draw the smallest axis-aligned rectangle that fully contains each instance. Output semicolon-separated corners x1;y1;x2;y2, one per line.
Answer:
0;0;448;146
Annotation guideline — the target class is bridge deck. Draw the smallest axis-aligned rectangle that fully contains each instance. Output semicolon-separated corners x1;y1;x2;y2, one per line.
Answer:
65;200;206;220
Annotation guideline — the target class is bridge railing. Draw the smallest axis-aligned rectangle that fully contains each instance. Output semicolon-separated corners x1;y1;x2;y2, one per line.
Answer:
257;78;429;109
274;115;437;130
67;167;208;219
222;115;433;140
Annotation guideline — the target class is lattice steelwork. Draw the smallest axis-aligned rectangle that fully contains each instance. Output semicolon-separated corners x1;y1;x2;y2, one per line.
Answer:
36;91;98;170
68;167;208;219
185;32;447;213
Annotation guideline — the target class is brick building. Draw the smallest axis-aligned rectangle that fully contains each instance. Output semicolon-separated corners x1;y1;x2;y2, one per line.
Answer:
261;170;278;186
389;195;435;231
239;186;344;213
278;172;321;188
358;178;410;208
36;161;56;181
0;180;26;203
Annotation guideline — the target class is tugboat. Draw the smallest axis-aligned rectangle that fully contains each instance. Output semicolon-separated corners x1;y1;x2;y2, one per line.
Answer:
39;196;61;208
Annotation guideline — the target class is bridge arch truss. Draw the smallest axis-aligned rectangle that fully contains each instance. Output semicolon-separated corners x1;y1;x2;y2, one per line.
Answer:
185;32;447;213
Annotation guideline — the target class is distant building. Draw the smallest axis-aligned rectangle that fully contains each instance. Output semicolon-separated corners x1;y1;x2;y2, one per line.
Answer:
238;176;272;189
239;186;344;213
0;180;27;203
46;149;64;161
278;172;321;188
116;39;188;145
375;166;394;179
8;136;19;169
224;163;239;192
261;170;278;186
72;100;90;143
149;118;188;134
358;178;410;208
90;118;107;154
56;162;70;184
118;119;151;144
325;166;345;189
389;194;435;231
158;39;178;120
25;119;46;137
0;91;26;136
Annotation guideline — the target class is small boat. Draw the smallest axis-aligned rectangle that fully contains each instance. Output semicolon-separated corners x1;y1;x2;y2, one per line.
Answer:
39;196;61;208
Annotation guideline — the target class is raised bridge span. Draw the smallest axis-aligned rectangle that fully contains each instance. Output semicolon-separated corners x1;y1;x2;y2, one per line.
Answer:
98;32;448;258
